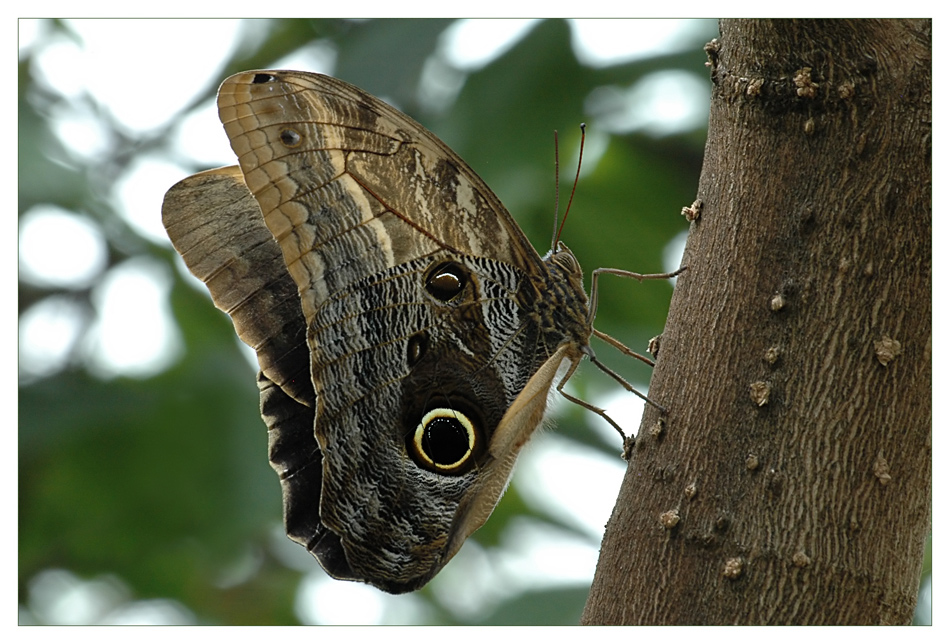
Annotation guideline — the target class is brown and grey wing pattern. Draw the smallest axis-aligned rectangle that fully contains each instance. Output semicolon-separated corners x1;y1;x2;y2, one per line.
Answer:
162;168;356;576
214;71;558;592
161;166;312;406
307;254;542;592
217;70;543;290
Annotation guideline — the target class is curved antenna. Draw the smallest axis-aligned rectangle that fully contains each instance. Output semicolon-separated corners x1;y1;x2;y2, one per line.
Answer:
552;123;586;248
551;129;561;249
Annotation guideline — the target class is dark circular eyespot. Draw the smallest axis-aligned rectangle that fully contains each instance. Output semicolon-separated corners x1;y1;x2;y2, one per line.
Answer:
410;408;478;474
407;332;428;368
425;262;466;302
252;73;277;84
279;128;302;147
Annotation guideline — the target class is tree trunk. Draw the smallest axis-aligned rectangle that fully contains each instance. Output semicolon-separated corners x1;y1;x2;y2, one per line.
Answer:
582;19;931;625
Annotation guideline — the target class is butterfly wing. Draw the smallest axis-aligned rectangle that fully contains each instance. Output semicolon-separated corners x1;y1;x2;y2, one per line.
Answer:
161;167;360;576
179;70;587;593
161;166;312;405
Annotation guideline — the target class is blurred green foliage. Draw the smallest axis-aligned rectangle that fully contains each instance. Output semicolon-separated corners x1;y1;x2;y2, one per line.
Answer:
18;18;928;625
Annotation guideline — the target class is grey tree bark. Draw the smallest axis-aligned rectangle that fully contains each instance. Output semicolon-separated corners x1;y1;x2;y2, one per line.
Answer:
582;19;931;625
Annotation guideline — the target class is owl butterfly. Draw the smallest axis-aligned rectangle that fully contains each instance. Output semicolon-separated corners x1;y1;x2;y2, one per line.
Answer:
162;70;679;594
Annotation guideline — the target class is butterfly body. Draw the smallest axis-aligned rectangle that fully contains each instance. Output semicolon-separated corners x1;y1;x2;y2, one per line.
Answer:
164;71;595;593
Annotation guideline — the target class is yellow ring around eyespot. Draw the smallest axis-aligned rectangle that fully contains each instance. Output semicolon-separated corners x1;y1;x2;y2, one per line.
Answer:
413;407;475;470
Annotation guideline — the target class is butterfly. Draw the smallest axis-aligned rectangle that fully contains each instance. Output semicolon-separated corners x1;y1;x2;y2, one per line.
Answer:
162;70;678;594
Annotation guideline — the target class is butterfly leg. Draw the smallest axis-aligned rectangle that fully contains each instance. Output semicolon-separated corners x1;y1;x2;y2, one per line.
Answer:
587;266;687;326
584;265;686;414
584;350;669;416
592;327;655;367
555;356;627;441
556;267;685;450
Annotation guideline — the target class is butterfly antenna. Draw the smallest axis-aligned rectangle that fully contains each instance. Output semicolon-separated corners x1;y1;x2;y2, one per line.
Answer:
551;130;561;249
553;123;586;247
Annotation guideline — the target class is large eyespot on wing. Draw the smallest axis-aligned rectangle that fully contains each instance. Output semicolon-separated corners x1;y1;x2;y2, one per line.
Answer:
424;261;467;303
408;407;483;475
297;251;538;593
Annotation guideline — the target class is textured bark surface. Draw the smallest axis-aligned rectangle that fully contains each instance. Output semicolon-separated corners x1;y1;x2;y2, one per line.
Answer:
582;19;931;625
